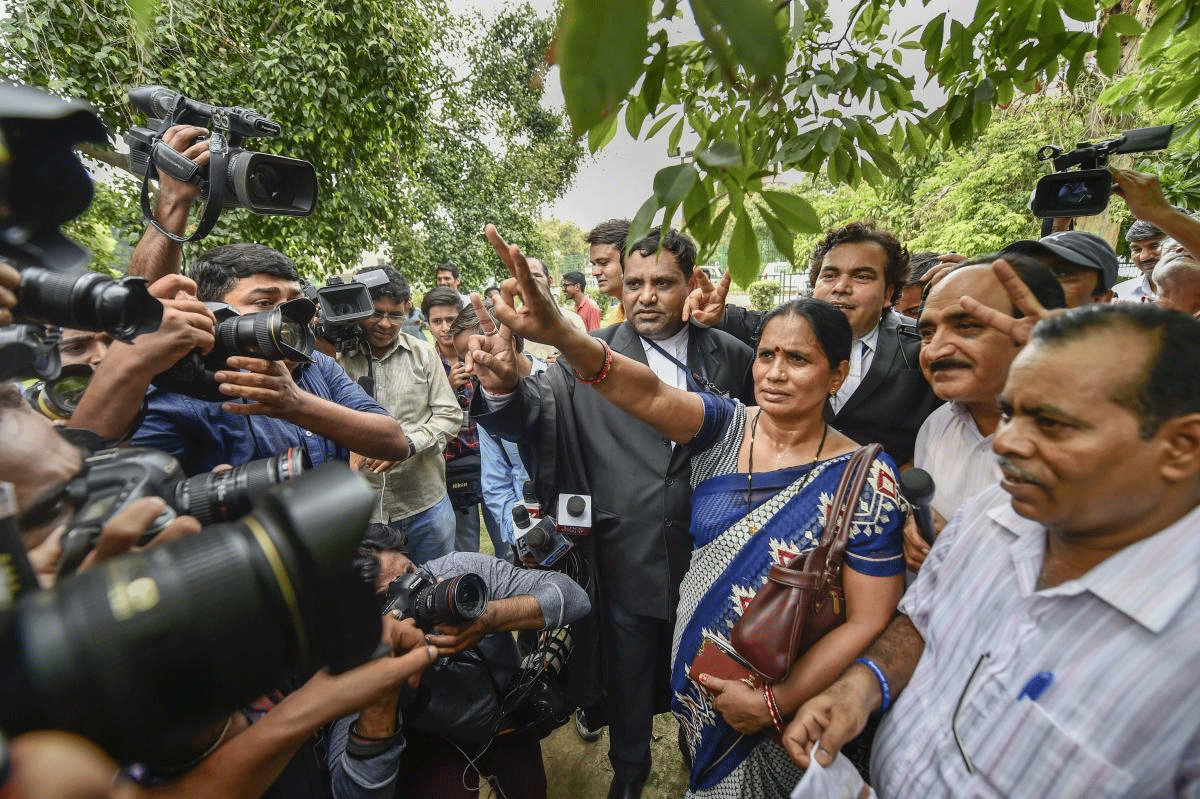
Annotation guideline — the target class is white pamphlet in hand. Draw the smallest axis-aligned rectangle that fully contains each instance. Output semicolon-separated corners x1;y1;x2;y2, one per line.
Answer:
790;741;878;799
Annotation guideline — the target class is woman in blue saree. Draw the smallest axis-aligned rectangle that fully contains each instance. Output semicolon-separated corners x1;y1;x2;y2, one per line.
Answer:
475;230;906;798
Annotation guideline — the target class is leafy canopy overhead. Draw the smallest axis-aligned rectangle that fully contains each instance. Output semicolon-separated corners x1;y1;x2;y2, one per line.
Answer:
554;0;1200;287
2;0;583;288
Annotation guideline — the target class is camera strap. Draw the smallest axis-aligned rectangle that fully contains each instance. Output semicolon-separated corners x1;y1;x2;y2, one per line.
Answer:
141;134;229;243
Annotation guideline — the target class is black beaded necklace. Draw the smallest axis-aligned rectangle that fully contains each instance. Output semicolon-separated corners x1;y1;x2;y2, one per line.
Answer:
746;409;830;504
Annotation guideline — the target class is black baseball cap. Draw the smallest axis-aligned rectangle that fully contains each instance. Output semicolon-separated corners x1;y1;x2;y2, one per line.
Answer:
1001;231;1119;293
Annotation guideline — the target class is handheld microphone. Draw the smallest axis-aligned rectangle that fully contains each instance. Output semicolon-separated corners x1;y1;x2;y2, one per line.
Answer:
900;468;938;546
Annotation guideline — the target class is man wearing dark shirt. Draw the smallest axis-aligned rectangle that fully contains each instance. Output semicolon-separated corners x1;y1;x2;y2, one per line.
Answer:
133;243;407;473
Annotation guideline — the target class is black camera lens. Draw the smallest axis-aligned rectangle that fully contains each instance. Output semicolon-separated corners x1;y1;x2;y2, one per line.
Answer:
172;447;310;525
27;363;93;421
246;162;291;205
412;572;487;629
0;462;381;764
15;270;162;342
227;151;317;217
213;297;316;362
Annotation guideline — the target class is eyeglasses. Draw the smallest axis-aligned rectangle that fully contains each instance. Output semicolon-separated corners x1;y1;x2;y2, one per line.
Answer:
369;311;407;322
952;651;991;774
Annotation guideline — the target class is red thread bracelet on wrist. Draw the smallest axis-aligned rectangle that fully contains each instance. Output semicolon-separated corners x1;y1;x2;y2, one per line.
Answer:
575;339;613;385
763;684;786;735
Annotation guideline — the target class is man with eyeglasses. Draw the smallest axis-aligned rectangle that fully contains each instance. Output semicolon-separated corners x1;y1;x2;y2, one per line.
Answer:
339;266;463;564
785;302;1200;799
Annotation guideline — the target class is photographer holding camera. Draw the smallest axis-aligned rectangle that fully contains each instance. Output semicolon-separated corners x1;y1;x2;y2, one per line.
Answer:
120;120;407;473
337;266;463;564
328;523;589;799
1;387;449;799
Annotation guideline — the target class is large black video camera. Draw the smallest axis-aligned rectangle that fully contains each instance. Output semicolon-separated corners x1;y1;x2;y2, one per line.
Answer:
152;296;317;401
125;86;318;243
0;462;382;765
0;83;164;382
1029;124;1175;218
304;267;390;355
20;445;310;576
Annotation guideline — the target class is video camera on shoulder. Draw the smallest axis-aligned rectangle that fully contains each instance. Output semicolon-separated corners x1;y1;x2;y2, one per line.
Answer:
1029;124;1174;218
19;445;309;576
381;567;488;633
125;86;317;243
152;296;316;401
304;267;389;354
0;83;164;382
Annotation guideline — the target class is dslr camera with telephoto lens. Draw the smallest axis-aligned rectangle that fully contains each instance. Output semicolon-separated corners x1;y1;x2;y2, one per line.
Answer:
0;83;163;382
380;567;488;633
16;445;310;577
0;462;382;765
152;296;317;401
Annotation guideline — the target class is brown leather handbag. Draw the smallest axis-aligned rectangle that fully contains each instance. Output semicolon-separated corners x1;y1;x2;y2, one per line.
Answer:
730;444;882;682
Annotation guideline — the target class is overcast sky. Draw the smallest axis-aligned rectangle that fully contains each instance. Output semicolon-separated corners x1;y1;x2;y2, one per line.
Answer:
451;0;965;228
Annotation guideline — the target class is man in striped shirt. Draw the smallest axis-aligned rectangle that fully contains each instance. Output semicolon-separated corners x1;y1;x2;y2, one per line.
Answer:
785;303;1200;798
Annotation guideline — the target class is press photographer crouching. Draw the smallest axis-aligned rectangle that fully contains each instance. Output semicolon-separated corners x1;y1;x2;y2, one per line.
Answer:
329;523;590;799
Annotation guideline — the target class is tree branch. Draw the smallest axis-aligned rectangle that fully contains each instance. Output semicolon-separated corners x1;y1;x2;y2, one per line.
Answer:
79;143;131;173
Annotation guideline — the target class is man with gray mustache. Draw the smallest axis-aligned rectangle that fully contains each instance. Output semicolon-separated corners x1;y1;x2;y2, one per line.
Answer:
904;254;1066;570
785;301;1200;799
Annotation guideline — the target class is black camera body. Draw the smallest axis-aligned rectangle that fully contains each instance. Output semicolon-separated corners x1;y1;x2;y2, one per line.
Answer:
0;83;164;381
152;297;316;401
49;446;309;576
1030;124;1174;218
125;86;318;243
381;568;488;632
308;268;390;355
0;324;60;381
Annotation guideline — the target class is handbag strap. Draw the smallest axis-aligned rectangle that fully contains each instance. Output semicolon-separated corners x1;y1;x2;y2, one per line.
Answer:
818;443;882;572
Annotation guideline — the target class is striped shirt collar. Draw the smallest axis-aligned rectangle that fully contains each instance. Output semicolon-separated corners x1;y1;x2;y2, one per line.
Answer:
987;496;1200;633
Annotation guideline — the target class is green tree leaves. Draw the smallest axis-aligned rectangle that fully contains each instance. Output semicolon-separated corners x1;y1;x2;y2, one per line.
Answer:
1;0;583;287
727;208;760;287
557;0;651;134
689;0;787;85
554;0;1200;282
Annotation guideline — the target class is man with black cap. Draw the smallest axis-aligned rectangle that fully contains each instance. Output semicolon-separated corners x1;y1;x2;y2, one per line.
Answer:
1000;230;1118;308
